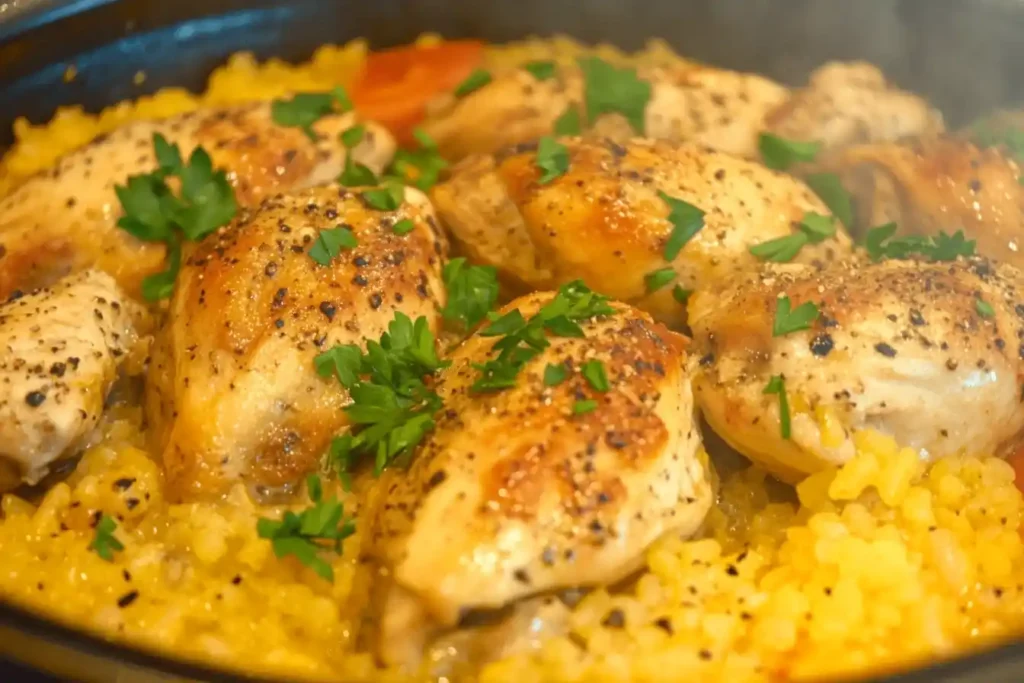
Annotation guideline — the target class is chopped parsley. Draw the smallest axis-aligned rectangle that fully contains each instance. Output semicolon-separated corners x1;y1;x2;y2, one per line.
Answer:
361;181;405;211
645;267;676;292
660;192;705;260
339;157;379;187
976;297;995;318
544;363;568;386
536;136;570;184
524;60;557;81
749;211;836;263
581;359;610;392
472;281;613;393
758;133;820;171
454;68;492;96
309;225;358;266
573;399;599;415
763;375;791;439
773;295;819;337
340;123;365;149
388;128;449;192
441;257;500;332
554;107;582;135
804;173;853;227
317;313;446;475
256;474;355;582
114;133;237;301
392;219;415;236
89;514;124;562
863;223;976;262
673;285;692;304
578;56;651;134
271;87;352;141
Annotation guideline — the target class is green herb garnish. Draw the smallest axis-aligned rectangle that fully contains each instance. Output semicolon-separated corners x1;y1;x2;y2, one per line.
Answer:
536;136;570;184
578;56;651;134
388;128;449;191
773;295;819;337
392;219;415;236
660;192;705;260
309;225;358;266
581;359;610;392
544;363;568;386
573;399;598;415
645;267;676;292
256;474;355;582
89;514;124;562
672;285;692;304
554;107;582;136
524;61;557;81
976;297;995;318
758;133;821;171
763;375;791;439
804;172;853;227
863;223;976;262
749;211;836;263
340;124;365;149
454;68;492;96
114;133;237;301
339;158;379;187
441;257;499;332
271;87;352;141
361;181;405;211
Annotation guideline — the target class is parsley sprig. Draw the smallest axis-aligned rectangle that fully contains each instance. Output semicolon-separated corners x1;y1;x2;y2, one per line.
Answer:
309;225;358;266
90;514;124;562
749;212;836;263
114;133;237;301
472;281;613;393
338;122;380;187
271;87;352;141
389;129;449;192
863;223;976;262
758;133;820;171
536;136;570;184
661;192;705;260
256;474;355;582
804;173;854;227
578;57;651;134
441;257;500;332
763;375;792;439
316;313;447;477
773;294;819;337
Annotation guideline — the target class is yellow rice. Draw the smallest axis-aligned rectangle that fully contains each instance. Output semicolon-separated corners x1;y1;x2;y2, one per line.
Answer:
1;36;1023;683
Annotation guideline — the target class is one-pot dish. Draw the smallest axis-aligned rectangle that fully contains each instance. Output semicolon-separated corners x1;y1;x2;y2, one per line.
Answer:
3;33;1024;683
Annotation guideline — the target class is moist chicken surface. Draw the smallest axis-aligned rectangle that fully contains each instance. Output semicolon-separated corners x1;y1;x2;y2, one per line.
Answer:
689;258;1024;481
431;137;852;327
815;135;1024;265
0;270;145;490
421;62;788;160
145;185;447;501
368;293;712;668
765;61;944;151
0;103;395;299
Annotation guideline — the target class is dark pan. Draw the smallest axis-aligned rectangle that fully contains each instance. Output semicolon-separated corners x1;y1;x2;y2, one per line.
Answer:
1;0;1023;680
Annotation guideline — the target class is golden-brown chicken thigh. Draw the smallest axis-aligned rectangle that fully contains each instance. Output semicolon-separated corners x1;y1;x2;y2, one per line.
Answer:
431;137;852;327
368;293;712;668
0;103;395;299
421;62;788;160
0;270;145;490
689;258;1024;481
146;185;447;501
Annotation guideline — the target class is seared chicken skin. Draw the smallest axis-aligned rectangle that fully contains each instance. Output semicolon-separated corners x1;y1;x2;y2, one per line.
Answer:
422;62;788;160
0;270;145;489
0;103;395;299
368;293;712;668
765;61;943;151
689;258;1024;481
146;185;447;501
816;136;1024;266
431;137;852;327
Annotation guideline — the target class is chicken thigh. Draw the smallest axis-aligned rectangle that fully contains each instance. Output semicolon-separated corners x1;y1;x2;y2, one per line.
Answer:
689;258;1024;481
0;270;145;490
431;137;852;327
146;184;447;501
0;102;395;299
368;292;712;668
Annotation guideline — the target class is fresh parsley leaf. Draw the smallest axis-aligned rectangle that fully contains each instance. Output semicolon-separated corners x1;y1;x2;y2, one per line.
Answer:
578;56;651;134
660;192;705;260
256;474;355;582
976;297;995;318
758;133;821;170
799;212;836;241
672;284;692;304
554;107;582;136
140;240;181;302
309;225;358;266
544;363;568;386
763;375;791;439
543;316;585;337
863;224;976;263
271;89;350;142
524;60;557;81
361;182;405;211
314;343;363;386
481;309;528;337
930;230;977;261
392;219;415;236
455;68;492;96
864;222;899;262
441;258;500;331
174;147;237;241
536;136;570;184
89;514;124;562
340;124;365;149
773;295;819;337
581;359;610;392
749;232;809;263
388;128;449;191
573;399;598;415
339;157;379;187
804;172;853;227
645;267;676;292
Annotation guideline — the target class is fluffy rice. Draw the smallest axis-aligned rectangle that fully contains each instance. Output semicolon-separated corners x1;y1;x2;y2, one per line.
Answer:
1;36;1023;683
